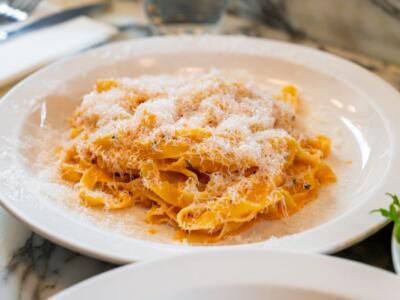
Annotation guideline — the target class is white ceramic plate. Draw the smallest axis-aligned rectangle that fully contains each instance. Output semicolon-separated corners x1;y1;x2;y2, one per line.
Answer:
0;36;399;263
50;250;400;300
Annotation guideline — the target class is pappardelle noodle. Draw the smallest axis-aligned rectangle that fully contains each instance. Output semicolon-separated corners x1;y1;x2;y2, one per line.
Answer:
60;71;336;243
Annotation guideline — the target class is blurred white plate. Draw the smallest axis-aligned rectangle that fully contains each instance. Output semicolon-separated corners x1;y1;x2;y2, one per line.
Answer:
0;36;399;263
50;250;400;300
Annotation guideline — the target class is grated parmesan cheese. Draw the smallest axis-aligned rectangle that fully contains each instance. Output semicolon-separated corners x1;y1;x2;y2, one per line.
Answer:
71;70;296;181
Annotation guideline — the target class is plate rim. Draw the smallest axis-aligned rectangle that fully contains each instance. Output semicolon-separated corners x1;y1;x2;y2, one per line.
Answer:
0;35;399;263
49;249;400;299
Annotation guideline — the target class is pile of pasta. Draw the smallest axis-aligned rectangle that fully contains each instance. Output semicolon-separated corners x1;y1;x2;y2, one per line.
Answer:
60;71;336;243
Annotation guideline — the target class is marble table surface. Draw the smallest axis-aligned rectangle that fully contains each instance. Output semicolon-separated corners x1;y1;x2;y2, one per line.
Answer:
1;1;400;299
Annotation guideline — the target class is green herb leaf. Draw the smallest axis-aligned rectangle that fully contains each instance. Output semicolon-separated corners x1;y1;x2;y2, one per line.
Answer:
392;194;400;207
186;160;193;169
372;194;400;242
371;208;390;218
389;204;398;221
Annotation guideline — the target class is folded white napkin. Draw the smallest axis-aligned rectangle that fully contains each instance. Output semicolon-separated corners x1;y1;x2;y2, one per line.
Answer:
0;16;117;87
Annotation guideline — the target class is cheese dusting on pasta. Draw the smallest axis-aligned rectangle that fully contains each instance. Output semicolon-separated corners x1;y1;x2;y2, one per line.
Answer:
60;70;336;243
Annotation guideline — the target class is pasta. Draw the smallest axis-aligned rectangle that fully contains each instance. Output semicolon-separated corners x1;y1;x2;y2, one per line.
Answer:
59;70;336;243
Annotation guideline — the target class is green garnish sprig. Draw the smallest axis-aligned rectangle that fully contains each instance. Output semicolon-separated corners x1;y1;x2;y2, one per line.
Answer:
372;193;400;243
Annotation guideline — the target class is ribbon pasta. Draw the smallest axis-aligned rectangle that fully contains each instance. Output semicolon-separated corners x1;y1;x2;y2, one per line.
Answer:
60;72;336;243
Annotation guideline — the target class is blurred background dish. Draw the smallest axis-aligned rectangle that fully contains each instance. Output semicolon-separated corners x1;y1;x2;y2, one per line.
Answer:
50;250;400;300
144;0;227;34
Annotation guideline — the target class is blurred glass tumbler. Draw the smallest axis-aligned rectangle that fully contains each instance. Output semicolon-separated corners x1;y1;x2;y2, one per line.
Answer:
145;0;227;34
